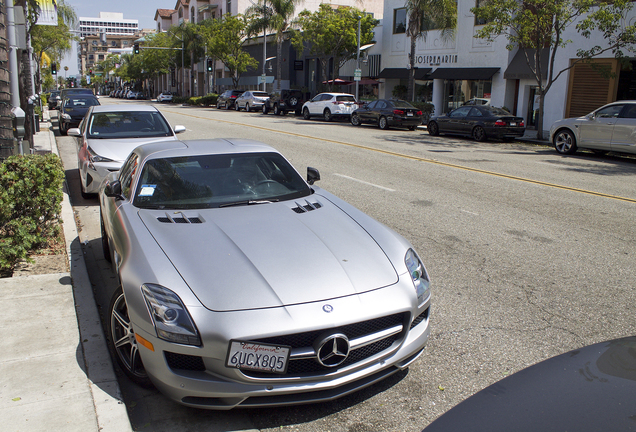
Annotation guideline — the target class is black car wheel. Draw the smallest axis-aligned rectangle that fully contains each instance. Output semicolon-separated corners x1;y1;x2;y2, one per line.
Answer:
245;103;250;112
553;129;578;155
289;96;299;107
323;109;332;122
225;102;231;110
235;103;241;111
351;113;361;126
216;102;221;109
379;116;389;130
408;126;416;131
303;108;311;120
262;105;268;114
472;125;487;142
274;104;281;115
59;121;67;135
101;213;111;263
108;286;152;387
428;121;439;136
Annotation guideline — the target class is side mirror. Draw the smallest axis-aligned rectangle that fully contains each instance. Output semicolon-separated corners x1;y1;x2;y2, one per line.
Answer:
104;180;123;199
307;167;320;185
174;125;186;134
68;128;81;137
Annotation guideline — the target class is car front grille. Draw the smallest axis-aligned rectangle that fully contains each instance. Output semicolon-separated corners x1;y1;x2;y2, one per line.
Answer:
241;312;408;379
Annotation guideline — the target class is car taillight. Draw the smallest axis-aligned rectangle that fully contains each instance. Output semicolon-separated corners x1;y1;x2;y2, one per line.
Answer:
231;95;237;99
393;109;405;115
519;120;525;127
494;120;506;126
416;111;423;116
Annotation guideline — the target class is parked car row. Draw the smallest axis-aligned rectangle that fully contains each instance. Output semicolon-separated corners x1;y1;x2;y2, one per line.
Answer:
110;89;146;100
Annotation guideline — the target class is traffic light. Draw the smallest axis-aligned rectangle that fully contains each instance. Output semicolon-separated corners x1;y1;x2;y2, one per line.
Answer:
207;58;213;72
51;62;57;74
133;43;140;54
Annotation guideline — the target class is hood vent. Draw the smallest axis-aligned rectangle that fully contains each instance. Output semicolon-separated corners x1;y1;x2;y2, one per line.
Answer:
291;200;323;214
157;213;203;224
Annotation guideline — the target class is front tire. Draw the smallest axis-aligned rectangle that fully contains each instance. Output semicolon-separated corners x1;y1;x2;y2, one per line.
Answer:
303;108;311;120
274;104;281;115
472;125;487;142
235;103;241;111
108;286;152;387
428;121;439;136
553;129;578;155
379;116;389;130
351;113;361;126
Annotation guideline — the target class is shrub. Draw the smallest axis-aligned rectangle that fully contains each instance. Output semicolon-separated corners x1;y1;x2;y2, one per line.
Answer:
200;93;218;106
0;154;65;276
410;101;435;123
173;96;189;104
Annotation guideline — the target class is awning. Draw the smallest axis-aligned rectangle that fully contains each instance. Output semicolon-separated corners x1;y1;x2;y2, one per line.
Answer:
378;68;432;80
428;67;500;80
504;49;549;80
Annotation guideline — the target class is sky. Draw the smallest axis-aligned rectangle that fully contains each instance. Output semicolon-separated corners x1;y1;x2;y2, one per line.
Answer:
60;0;172;76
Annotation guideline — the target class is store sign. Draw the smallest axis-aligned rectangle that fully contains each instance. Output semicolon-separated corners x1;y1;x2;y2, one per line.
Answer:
416;55;458;66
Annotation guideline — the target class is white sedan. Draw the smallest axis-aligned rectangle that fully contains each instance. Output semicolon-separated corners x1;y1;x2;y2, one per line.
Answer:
157;92;173;103
68;105;185;198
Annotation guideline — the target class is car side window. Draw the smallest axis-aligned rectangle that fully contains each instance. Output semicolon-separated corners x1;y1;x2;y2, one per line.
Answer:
119;154;139;199
596;105;623;118
469;108;483;117
366;101;377;109
376;101;387;109
449;107;471;118
619;104;636;119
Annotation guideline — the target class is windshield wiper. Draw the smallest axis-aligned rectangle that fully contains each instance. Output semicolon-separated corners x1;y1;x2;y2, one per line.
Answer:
219;199;279;208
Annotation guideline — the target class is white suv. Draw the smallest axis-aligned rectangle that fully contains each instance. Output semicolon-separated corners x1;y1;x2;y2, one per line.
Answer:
302;92;359;122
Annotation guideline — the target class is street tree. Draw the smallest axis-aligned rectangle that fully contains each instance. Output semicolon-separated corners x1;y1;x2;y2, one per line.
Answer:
30;0;78;92
292;5;378;91
405;0;456;102
138;32;176;96
246;0;300;90
473;0;636;140
169;22;206;97
203;14;258;88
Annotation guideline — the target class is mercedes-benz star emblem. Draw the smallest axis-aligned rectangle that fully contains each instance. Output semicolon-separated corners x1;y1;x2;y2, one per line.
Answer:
322;304;333;313
315;333;350;367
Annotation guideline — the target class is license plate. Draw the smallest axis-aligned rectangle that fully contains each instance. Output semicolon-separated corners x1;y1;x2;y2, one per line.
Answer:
510;122;516;126
407;112;413;116
226;341;291;374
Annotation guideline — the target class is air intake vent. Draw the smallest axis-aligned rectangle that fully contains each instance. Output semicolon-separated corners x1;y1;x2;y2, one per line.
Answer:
157;213;203;224
291;200;322;214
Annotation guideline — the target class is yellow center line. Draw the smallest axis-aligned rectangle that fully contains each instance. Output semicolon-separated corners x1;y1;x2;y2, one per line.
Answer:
166;109;636;204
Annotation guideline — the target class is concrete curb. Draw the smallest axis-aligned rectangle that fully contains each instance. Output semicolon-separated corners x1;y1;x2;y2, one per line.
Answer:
50;122;133;432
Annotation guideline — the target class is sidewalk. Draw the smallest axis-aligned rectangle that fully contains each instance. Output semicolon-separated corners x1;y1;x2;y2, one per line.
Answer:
0;111;132;432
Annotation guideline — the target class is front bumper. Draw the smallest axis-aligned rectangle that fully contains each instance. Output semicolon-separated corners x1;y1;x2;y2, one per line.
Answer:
130;279;431;409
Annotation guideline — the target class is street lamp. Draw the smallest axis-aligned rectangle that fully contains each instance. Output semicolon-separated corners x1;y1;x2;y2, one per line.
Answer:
355;16;361;102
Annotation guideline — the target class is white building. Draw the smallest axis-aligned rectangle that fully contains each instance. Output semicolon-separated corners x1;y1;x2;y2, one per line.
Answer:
78;12;139;38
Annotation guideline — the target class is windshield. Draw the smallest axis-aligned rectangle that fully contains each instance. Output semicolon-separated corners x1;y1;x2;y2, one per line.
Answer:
485;107;512;116
336;95;356;102
87;111;173;138
392;100;416;109
64;97;99;108
133;152;311;209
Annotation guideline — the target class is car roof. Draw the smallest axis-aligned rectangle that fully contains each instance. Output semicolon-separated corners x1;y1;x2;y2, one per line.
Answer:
318;92;354;96
90;104;160;113
134;138;278;162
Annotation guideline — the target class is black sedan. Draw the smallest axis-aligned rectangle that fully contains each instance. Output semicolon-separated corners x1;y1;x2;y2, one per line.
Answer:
427;105;525;141
58;95;100;135
48;91;60;110
422;336;636;432
216;89;244;110
351;99;423;130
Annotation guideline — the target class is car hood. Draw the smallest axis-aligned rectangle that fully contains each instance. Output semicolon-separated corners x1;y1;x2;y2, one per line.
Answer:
423;336;636;432
138;199;399;311
87;137;176;163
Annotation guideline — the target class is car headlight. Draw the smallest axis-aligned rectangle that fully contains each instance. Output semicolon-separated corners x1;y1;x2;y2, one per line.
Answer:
61;113;71;120
405;249;430;306
87;147;114;163
141;284;202;346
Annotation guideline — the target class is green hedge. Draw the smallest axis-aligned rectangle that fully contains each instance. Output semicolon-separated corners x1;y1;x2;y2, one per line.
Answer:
179;93;219;106
0;154;65;276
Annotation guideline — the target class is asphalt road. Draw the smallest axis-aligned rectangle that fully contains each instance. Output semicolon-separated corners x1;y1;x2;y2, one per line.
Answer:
56;98;636;432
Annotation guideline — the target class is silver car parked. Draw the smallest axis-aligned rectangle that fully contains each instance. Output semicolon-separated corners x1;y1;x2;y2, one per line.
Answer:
550;100;636;156
69;105;186;198
235;91;270;112
99;138;432;409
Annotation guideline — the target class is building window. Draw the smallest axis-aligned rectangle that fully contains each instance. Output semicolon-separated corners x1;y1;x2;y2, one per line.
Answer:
178;8;183;18
393;8;406;34
226;0;232;15
474;0;487;26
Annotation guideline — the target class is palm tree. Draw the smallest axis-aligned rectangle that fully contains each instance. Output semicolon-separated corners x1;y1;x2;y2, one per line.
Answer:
246;0;299;91
405;0;456;102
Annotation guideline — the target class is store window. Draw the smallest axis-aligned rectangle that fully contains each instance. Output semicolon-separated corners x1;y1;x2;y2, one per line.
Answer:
393;8;406;34
442;79;492;113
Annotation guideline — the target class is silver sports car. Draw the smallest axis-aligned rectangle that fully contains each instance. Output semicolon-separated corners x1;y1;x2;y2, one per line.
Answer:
70;104;185;198
100;138;431;409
